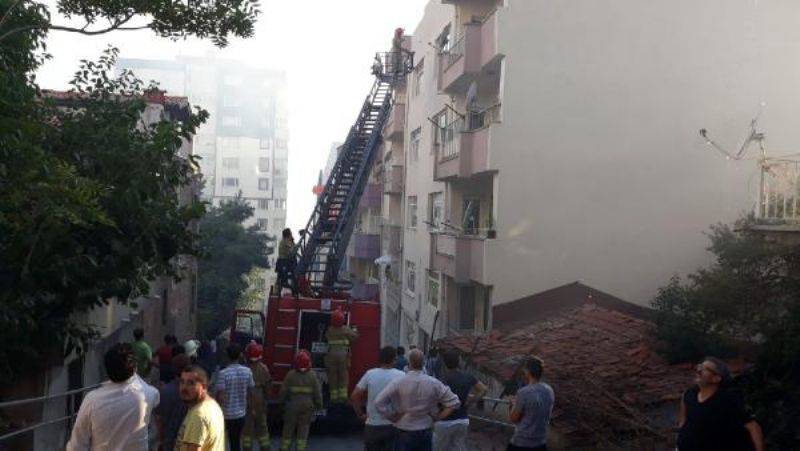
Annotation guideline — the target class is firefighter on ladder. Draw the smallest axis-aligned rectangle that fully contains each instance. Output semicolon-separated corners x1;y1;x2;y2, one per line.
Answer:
324;308;359;403
243;340;271;451
279;349;322;451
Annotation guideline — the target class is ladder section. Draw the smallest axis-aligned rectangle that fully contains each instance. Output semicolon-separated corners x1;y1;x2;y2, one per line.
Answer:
295;51;413;294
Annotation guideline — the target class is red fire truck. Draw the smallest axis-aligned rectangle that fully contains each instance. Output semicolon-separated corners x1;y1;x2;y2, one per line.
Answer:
230;50;413;418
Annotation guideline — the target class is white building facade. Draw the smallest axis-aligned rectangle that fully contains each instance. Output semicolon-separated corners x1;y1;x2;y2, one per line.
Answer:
372;0;800;348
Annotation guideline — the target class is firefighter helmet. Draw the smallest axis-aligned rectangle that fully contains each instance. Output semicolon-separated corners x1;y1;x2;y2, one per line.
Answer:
294;349;312;371
331;309;345;327
245;340;263;362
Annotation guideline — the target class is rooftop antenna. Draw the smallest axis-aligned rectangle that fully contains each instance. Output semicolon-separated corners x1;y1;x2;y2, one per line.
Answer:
699;105;766;161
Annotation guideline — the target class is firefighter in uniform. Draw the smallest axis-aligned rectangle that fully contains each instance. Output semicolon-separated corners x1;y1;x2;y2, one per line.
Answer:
243;340;271;451
324;308;358;403
279;349;322;451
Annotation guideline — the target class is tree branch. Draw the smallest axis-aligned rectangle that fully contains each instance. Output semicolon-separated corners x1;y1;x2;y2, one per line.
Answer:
0;14;148;43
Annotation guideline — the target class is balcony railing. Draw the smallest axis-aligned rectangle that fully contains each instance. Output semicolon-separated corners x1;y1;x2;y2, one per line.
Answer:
442;33;466;69
758;161;800;223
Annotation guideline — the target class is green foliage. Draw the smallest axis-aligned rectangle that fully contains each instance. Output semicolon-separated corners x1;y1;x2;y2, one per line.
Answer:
196;196;274;339
1;0;259;46
0;43;208;381
651;216;800;448
0;0;260;384
238;267;268;311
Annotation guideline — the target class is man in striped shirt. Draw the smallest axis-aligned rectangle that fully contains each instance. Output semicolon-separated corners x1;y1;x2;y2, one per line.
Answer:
215;344;255;451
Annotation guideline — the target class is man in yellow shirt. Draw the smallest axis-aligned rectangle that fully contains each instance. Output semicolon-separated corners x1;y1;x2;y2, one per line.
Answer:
176;365;226;451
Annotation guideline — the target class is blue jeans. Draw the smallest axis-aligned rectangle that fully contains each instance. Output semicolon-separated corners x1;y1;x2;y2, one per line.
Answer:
396;428;433;451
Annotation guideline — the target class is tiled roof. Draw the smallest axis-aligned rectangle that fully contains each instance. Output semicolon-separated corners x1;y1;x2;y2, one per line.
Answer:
439;303;697;443
41;89;189;107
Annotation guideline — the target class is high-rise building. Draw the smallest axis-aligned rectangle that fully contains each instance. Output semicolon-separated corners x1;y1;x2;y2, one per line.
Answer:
117;56;289;263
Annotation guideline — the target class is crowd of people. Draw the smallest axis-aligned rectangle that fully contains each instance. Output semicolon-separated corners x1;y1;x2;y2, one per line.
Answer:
64;324;765;451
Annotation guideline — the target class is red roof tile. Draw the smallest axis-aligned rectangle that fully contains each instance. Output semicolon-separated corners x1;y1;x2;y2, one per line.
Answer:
439;304;698;443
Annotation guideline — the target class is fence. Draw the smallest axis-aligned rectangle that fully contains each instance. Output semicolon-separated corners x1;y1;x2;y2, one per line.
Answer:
0;384;100;443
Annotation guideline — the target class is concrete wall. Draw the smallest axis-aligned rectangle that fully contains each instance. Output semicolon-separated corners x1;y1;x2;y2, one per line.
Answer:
485;0;800;305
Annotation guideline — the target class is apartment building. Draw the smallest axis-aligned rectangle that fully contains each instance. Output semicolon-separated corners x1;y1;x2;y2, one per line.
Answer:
375;0;800;348
117;56;289;261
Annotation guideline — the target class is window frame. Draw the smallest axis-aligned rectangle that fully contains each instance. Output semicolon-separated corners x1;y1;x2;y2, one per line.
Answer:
407;195;418;229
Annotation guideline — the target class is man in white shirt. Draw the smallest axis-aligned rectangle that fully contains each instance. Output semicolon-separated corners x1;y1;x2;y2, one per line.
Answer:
374;349;460;451
351;346;405;451
67;342;160;451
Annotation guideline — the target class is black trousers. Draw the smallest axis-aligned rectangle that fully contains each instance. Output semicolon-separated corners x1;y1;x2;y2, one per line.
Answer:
507;444;547;451
364;424;398;451
225;417;245;451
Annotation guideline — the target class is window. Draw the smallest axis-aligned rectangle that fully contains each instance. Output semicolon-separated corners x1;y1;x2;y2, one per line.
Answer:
222;177;239;187
256;218;268;231
407;196;418;228
405;260;416;293
437;25;452;53
409;127;421;163
258;199;270;210
463;198;480;235
222;116;241;127
259;138;272;150
258;178;270;191
275;199;286;209
413;59;424;97
276;139;287;149
428;273;440;308
459;287;475;330
259;158;270;173
222;157;239;169
429;192;444;228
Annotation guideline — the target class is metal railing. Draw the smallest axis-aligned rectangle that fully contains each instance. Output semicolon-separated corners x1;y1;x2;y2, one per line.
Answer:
468;396;514;429
442;33;466;69
467;103;502;131
440;116;464;160
0;384;100;442
758;161;800;222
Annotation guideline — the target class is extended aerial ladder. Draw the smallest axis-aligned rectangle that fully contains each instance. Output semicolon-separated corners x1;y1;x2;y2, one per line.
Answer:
293;51;414;296
231;50;413;420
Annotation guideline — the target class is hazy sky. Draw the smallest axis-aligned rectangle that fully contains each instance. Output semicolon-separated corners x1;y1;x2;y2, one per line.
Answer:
37;0;430;230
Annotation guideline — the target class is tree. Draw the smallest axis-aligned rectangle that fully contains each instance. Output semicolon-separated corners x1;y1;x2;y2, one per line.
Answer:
0;0;259;46
196;196;273;339
0;0;259;383
652;216;800;449
239;267;268;311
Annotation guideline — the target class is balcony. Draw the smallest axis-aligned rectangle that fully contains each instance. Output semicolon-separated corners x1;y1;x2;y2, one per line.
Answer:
353;232;380;260
384;103;405;141
359;183;382;209
755;161;800;230
434;105;500;181
438;11;500;93
384;165;403;194
430;233;488;285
